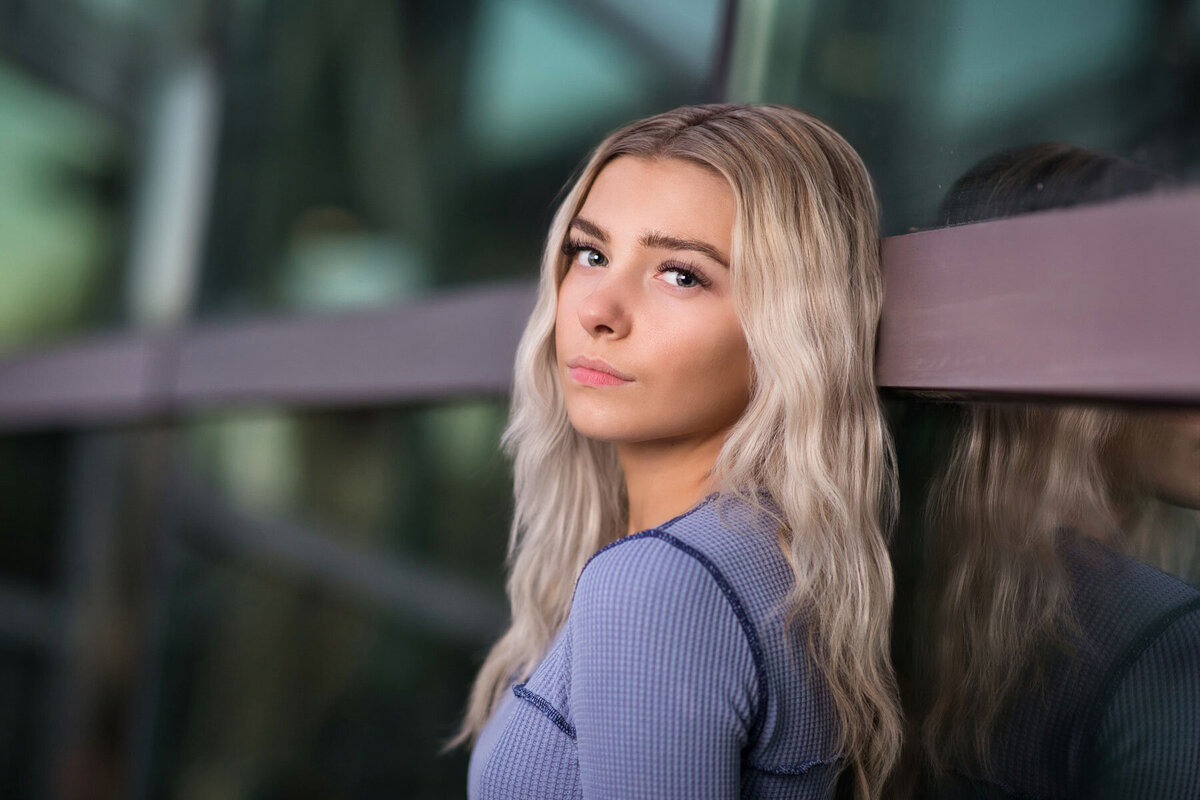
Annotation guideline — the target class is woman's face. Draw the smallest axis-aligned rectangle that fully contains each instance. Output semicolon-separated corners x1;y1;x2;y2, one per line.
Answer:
554;156;752;445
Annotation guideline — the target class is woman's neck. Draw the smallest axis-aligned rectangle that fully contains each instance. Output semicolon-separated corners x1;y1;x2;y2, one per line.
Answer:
617;427;731;536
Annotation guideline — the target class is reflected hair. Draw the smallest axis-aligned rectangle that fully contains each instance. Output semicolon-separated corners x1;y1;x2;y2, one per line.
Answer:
922;400;1200;776
920;403;1122;776
451;104;902;797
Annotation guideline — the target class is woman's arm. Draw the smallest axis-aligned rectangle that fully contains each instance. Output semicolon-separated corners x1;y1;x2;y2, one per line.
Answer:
570;533;760;798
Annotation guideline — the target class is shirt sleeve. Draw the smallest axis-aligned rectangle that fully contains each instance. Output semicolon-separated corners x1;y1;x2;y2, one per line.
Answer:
1086;602;1200;800
569;534;760;799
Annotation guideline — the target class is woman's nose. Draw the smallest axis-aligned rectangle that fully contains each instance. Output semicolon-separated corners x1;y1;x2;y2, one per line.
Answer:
576;270;633;339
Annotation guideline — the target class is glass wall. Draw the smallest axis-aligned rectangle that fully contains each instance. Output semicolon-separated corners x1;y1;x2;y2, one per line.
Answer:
0;65;128;354
732;0;1200;234
141;402;512;799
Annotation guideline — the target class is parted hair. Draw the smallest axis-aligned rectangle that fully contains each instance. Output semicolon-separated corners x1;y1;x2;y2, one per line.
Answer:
451;104;903;798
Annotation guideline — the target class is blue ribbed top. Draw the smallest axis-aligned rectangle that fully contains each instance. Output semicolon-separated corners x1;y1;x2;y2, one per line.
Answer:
467;492;844;799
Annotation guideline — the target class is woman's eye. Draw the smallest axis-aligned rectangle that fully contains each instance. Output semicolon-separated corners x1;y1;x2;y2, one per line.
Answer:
661;267;700;288
560;239;609;268
575;248;607;268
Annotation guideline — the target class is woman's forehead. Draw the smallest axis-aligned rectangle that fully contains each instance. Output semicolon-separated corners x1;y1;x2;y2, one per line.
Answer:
578;156;734;246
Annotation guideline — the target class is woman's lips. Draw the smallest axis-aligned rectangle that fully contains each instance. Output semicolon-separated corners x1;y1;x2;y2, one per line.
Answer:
566;356;633;386
569;366;631;386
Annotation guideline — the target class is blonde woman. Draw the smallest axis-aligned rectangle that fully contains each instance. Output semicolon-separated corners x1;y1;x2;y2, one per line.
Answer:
454;104;902;799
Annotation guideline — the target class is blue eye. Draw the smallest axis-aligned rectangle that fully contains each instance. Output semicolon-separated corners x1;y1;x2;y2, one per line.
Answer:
662;268;697;287
657;263;712;289
561;239;608;267
579;249;607;267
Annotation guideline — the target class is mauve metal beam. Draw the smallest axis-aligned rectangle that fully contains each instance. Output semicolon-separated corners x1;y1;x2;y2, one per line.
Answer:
0;282;535;432
0;331;165;431
172;281;535;409
877;185;1200;403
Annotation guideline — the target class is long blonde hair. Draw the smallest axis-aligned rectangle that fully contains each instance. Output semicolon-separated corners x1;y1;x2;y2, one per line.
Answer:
453;104;902;796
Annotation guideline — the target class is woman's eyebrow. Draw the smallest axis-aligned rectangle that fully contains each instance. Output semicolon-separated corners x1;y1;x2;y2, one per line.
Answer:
641;230;729;268
569;217;609;242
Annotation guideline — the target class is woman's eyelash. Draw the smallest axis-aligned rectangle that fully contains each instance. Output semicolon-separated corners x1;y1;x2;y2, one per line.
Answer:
561;238;601;258
657;262;713;288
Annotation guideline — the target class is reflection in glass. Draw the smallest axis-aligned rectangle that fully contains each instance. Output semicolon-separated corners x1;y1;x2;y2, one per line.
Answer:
141;402;513;799
198;0;722;316
734;0;1200;234
909;402;1200;798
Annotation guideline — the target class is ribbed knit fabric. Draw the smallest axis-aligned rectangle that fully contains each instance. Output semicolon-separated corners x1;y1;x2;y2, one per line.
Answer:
468;492;844;799
929;540;1200;799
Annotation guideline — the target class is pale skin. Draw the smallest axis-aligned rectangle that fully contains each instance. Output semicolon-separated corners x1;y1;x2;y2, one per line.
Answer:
554;156;752;535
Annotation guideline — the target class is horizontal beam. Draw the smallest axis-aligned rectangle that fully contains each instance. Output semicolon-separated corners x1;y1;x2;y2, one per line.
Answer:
0;331;165;431
173;281;534;409
0;186;1197;433
877;185;1200;402
0;282;534;431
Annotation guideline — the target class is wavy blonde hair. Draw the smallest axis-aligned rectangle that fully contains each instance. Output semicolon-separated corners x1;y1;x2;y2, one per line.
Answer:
452;104;902;797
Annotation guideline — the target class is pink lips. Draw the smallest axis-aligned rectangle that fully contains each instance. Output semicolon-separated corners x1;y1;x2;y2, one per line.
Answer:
566;356;633;387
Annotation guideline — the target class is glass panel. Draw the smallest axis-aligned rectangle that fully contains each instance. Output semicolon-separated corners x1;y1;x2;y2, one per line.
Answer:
731;0;1200;235
732;3;1200;792
889;397;1200;796
0;428;136;800
0;402;511;799
179;402;511;587
197;0;724;316
134;401;511;797
0;432;70;590
0;66;128;354
147;545;483;799
0;646;46;799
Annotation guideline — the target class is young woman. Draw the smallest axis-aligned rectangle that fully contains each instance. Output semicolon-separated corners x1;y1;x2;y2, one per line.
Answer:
453;104;902;798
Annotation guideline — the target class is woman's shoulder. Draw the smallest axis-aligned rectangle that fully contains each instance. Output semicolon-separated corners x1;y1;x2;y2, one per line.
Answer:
1063;538;1200;649
579;491;791;594
572;491;796;648
567;491;842;774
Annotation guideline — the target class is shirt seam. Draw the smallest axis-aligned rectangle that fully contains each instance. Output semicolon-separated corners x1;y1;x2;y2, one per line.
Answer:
744;755;842;775
512;682;577;740
578;526;771;748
